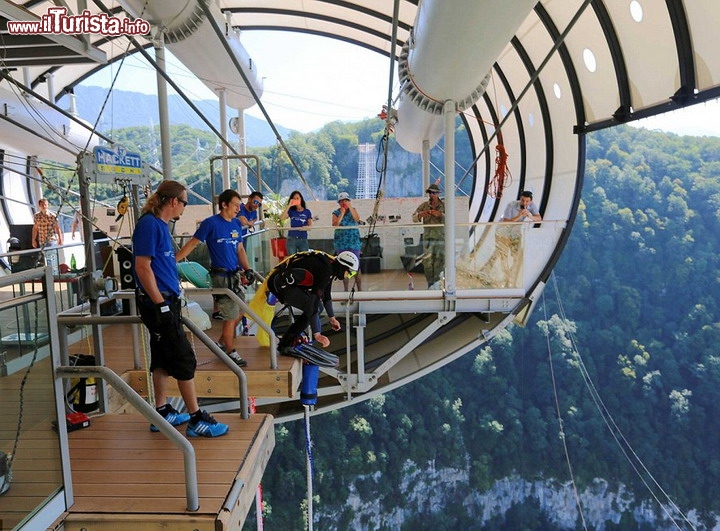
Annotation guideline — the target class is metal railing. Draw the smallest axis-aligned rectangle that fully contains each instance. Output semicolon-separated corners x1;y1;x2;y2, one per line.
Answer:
54;365;201;511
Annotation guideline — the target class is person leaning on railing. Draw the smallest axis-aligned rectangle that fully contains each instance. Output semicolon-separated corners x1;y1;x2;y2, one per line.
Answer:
494;190;542;288
500;190;542;223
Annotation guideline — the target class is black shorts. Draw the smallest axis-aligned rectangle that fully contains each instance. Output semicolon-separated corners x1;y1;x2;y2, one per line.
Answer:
137;295;196;381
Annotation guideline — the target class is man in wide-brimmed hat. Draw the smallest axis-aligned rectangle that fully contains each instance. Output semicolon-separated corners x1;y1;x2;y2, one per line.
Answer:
412;183;445;288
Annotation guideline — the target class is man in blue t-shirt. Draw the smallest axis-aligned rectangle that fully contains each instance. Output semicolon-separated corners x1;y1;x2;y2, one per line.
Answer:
237;191;263;243
177;189;253;367
133;180;228;438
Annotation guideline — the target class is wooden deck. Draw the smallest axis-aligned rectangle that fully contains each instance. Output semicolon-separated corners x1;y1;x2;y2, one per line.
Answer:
57;412;274;531
1;296;282;530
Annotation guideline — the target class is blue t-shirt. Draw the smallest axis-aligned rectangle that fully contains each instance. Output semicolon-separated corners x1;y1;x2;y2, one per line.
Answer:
193;214;243;271
288;208;312;239
132;213;180;297
237;203;258;239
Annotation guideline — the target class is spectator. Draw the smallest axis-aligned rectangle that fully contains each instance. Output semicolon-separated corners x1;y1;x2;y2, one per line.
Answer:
133;180;228;438
412;183;445;288
71;209;84;241
280;190;313;255
500;190;542;223
32;198;63;248
492;190;542;288
331;192;362;291
237;191;263;244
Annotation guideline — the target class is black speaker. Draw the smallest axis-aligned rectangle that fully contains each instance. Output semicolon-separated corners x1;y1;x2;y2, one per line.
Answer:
8;223;42;272
115;246;135;290
115;246;134;314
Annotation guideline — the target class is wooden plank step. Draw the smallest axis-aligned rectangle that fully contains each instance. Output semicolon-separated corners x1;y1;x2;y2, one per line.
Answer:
68;324;302;399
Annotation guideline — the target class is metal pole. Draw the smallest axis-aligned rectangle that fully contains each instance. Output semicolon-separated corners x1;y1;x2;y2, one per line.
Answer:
237;112;249;195
422;139;430;192
154;35;172;180
77;152;109;412
218;89;230;189
443;100;456;296
55;365;199;511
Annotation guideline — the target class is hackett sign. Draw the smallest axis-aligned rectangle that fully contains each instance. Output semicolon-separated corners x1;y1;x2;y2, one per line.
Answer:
93;146;143;175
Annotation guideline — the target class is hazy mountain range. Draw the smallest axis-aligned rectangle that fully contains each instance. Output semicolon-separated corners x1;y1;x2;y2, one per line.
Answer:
72;85;293;148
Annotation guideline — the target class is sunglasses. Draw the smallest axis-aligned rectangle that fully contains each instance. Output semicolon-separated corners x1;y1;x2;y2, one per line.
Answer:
428;191;439;195
253;200;262;206
177;198;188;206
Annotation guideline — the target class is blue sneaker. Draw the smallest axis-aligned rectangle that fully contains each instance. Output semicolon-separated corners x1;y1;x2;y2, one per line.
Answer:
186;410;229;438
150;406;191;432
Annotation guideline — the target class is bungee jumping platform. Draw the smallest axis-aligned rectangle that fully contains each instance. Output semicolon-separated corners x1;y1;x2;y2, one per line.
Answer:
55;413;274;531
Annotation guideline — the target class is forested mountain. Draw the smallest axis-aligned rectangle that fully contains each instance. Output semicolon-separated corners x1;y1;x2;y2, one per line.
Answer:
245;125;720;530
58;116;472;204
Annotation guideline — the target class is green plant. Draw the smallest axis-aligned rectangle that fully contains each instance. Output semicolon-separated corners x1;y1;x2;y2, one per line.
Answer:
263;192;289;238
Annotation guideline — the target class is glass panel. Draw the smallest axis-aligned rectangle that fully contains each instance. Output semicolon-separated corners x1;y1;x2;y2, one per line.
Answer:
242;220;530;292
456;222;526;289
0;277;63;529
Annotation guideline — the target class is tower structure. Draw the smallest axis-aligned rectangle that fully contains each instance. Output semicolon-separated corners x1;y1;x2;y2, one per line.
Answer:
355;143;377;199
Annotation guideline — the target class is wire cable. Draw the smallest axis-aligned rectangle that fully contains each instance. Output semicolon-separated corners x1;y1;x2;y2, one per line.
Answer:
540;289;588;530
549;271;695;529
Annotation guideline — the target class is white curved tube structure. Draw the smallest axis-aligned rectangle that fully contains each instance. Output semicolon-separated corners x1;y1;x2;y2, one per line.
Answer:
394;0;536;153
0;86;100;164
119;0;263;110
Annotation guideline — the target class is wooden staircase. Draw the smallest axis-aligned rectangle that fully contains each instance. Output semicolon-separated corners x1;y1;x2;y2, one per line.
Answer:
50;321;297;530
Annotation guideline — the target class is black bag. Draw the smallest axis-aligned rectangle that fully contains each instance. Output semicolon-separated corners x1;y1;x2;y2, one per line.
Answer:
362;233;382;257
273;268;314;292
67;354;99;413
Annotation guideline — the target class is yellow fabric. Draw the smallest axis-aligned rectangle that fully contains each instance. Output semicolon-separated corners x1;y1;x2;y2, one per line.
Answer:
247;279;275;347
247;251;335;346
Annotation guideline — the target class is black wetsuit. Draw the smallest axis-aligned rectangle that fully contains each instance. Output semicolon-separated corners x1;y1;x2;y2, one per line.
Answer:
266;251;337;349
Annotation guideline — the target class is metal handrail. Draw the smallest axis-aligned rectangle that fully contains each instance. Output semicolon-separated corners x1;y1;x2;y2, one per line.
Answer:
55;365;200;512
56;299;251;418
183;287;278;370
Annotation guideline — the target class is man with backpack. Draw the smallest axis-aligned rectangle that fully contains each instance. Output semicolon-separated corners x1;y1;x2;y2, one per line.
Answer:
266;250;359;357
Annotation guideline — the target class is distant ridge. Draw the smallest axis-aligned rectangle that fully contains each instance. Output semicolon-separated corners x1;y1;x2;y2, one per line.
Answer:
71;85;294;148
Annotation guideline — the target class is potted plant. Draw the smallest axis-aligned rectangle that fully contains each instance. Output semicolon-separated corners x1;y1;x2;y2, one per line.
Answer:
263;192;289;258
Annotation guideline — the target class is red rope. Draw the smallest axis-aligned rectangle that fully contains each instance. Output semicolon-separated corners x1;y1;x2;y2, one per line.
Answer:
487;143;512;199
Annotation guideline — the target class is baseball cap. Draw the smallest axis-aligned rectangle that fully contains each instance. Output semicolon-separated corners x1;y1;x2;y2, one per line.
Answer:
338;192;351;201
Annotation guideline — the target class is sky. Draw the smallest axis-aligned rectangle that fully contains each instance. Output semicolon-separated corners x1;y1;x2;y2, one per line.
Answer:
85;30;720;137
86;31;395;133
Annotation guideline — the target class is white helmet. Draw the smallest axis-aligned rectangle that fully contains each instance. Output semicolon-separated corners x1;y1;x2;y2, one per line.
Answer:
336;251;360;273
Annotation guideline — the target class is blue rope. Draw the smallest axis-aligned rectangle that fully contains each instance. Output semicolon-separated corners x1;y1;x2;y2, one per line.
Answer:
304;405;314;531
